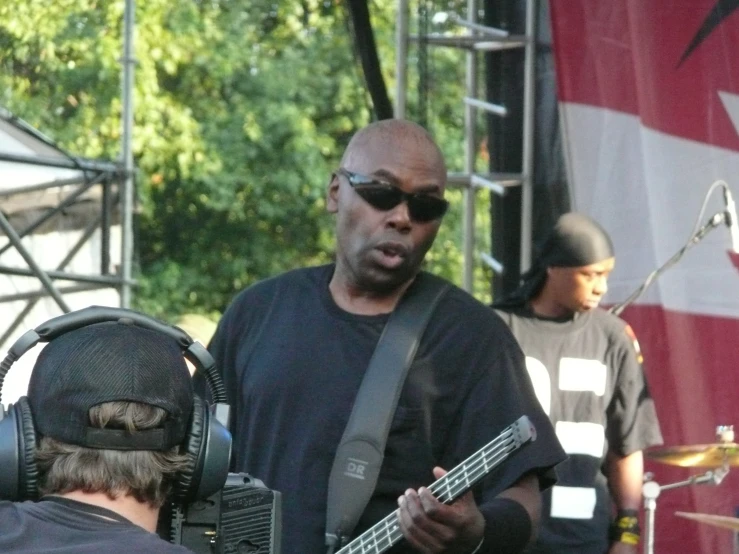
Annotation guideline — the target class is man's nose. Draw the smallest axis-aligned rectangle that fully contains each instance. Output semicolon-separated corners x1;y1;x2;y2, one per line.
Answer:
593;276;608;295
386;200;412;230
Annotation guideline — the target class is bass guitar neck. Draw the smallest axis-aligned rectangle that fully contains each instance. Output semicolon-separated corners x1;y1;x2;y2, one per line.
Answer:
335;415;536;554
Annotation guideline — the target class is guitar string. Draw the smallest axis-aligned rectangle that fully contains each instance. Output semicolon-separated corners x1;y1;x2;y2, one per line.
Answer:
337;423;532;553
336;424;530;554
338;440;517;554
429;438;515;500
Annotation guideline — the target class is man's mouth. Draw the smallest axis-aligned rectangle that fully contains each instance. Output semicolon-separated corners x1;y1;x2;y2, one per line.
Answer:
373;242;409;269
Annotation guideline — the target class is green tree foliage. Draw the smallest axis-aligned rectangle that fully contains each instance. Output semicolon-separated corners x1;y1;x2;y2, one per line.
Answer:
131;0;375;316
0;0;493;322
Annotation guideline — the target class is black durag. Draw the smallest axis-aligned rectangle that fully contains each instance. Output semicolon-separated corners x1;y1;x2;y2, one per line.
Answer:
493;212;615;308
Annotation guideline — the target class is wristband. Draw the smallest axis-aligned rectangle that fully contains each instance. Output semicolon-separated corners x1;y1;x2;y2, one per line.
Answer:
609;509;641;545
480;497;532;554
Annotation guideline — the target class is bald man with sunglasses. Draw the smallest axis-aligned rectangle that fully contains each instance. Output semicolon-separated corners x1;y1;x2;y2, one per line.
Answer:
207;119;565;554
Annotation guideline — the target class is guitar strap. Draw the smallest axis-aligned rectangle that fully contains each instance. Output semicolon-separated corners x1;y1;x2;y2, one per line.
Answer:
324;272;450;551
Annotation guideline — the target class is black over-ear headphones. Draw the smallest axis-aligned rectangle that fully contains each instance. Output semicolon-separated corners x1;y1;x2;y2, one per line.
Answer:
0;306;232;504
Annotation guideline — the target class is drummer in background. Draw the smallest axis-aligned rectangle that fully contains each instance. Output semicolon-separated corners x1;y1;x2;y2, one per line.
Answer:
493;213;664;554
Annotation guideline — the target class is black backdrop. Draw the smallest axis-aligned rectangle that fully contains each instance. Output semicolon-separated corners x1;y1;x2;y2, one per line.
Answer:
347;0;570;300
485;0;570;300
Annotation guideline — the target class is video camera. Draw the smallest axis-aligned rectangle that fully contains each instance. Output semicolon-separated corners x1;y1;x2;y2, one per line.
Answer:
160;472;282;554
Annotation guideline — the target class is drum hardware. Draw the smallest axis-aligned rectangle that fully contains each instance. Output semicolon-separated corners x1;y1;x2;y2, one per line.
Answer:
645;426;738;468
641;426;733;554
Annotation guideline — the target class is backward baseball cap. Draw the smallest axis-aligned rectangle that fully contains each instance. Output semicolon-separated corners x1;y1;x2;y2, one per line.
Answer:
27;320;194;451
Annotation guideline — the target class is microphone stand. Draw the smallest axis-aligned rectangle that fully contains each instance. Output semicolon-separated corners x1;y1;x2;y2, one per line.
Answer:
610;212;729;317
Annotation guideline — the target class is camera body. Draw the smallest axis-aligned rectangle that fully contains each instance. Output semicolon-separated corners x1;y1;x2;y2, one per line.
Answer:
162;473;282;554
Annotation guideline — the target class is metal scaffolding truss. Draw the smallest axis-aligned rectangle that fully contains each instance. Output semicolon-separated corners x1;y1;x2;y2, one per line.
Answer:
0;108;131;346
0;0;136;351
395;0;537;292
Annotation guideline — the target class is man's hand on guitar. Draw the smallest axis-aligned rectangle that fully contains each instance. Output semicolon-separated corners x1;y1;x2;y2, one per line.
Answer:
396;467;485;554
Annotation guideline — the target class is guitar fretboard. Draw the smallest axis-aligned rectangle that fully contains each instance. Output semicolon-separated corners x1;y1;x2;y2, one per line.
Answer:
335;416;534;554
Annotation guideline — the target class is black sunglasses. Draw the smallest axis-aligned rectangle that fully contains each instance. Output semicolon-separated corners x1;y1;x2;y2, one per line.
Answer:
336;168;449;223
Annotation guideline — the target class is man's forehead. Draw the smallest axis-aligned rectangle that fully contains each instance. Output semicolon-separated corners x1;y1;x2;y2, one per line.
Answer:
344;144;445;180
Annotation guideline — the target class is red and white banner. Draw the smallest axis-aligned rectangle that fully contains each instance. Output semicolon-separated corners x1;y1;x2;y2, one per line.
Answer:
550;1;739;552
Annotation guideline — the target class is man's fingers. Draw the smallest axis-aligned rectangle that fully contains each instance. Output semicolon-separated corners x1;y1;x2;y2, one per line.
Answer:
419;484;474;526
432;466;448;480
418;487;443;517
397;492;444;553
395;468;485;554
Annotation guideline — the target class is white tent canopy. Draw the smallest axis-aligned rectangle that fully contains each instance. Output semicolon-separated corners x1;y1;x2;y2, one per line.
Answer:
0;109;126;407
0;112;85;191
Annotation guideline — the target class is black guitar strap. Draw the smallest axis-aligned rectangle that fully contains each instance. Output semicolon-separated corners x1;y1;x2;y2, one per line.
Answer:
324;272;450;552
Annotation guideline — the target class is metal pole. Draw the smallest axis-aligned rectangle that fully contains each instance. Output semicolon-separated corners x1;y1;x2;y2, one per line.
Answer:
447;13;510;37
0;175;97;198
642;480;660;554
463;96;508;116
462;0;478;293
0;152;119;173
120;0;135;308
0;265;129;286
0;175;103;258
0;211;71;312
394;0;409;119
519;0;537;274
0;283;110;304
0;215;104;347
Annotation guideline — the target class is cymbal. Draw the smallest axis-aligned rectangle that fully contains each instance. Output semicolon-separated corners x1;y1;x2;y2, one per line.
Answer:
675;512;739;532
646;443;739;467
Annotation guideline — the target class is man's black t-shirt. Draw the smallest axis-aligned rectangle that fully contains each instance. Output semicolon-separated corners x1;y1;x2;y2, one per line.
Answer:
495;306;663;554
209;264;566;554
0;497;193;553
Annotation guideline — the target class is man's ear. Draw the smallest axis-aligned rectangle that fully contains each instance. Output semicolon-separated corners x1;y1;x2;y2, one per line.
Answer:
327;173;340;214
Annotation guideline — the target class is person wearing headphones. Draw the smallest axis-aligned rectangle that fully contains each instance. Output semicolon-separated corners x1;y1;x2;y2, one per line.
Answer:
0;320;202;553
